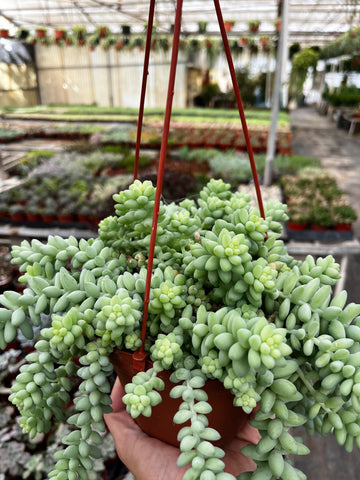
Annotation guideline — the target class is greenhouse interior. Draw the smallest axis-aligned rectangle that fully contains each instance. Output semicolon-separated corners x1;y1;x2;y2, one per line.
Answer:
1;1;360;480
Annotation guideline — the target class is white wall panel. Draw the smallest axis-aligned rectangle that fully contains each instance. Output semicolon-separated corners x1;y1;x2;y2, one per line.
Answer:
0;63;38;107
35;44;188;108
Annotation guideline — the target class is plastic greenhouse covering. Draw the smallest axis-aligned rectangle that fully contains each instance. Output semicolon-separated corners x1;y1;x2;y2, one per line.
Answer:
0;0;359;47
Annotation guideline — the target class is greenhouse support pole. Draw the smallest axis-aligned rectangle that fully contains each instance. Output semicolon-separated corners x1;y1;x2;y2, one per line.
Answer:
264;0;289;186
281;0;290;109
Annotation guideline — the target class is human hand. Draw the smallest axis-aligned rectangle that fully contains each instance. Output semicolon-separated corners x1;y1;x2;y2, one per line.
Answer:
104;378;260;480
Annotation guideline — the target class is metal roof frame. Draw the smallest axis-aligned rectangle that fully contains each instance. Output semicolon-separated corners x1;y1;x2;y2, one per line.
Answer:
1;0;359;47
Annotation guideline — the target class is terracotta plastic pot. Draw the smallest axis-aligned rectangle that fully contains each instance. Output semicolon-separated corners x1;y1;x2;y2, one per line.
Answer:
27;213;41;223
36;29;46;38
110;350;251;448
77;214;91;224
310;224;328;231
55;29;65;39
41;214;57;223
10;212;26;222
287;221;307;231
334;223;352;231
57;213;75;223
224;21;234;32
98;27;108;38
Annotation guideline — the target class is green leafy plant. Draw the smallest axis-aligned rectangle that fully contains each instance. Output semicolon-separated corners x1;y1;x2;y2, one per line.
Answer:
209;151;253;184
308;204;335;227
16;27;30;40
247;20;260;33
0;126;27;141
1;179;360;480
323;85;360;107
332;202;357;225
234;68;257;107
177;147;218;163
281;169;355;228
101;35;117;51
290;48;319;102
0;347;116;480
198;21;208;34
11;150;54;178
72;25;87;38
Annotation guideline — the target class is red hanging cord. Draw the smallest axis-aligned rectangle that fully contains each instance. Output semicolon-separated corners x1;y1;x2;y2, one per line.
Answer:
133;0;266;371
133;0;156;181
213;0;266;221
133;0;183;371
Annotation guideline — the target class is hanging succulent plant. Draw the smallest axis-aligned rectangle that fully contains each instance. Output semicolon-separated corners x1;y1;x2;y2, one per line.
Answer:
1;177;360;480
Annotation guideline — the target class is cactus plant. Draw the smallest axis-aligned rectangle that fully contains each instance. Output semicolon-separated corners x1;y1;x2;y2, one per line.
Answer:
1;178;360;480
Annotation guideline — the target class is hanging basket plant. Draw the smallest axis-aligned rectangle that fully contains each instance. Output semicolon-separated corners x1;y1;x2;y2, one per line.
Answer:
151;37;158;51
274;18;282;32
246;38;258;55
96;25;110;38
101;35;117;51
54;37;65;47
16;27;29;40
224;20;235;32
156;36;170;53
229;39;243;57
72;25;87;45
260;36;273;54
260;35;270;46
35;26;47;38
88;33;100;50
54;27;67;40
122;24;131;36
198;21;208;35
187;37;201;54
248;20;260;33
240;36;249;46
179;37;189;52
115;40;123;51
204;38;221;68
290;47;320;102
26;35;37;46
131;36;145;50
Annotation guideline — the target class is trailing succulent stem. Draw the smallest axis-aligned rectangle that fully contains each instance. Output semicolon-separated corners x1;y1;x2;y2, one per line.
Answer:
1;179;360;480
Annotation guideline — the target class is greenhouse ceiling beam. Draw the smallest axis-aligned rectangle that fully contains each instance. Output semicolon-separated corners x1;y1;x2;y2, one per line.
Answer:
72;0;96;28
1;5;353;15
89;0;149;24
0;10;21;27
